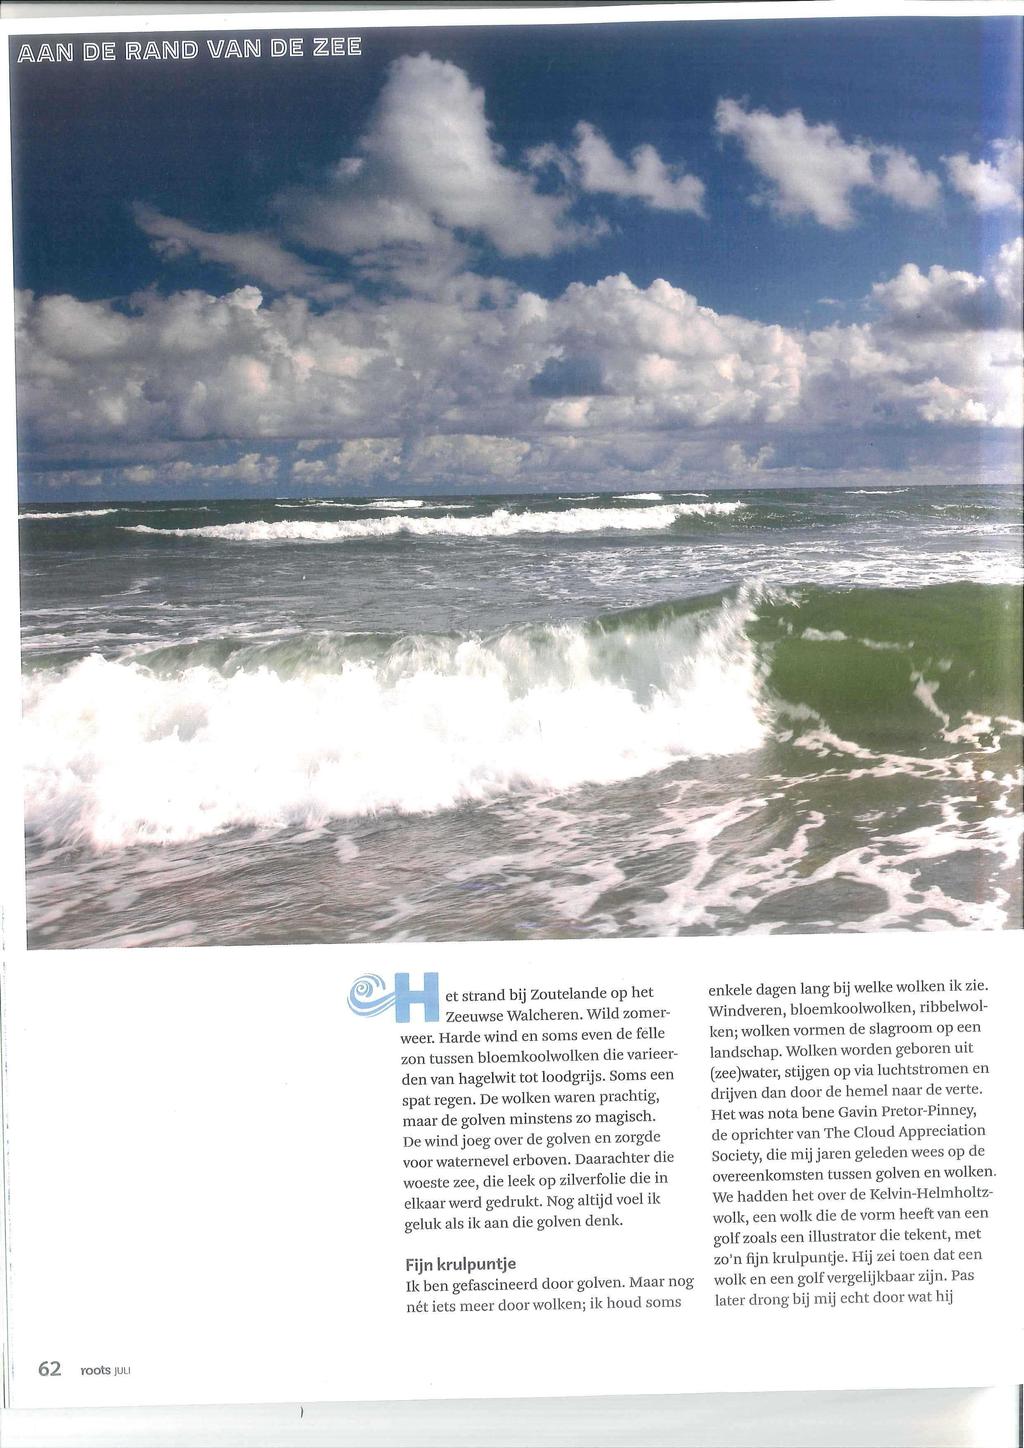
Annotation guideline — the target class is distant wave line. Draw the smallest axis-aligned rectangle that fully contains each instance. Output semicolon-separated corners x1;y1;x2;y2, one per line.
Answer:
20;508;120;520
121;501;745;543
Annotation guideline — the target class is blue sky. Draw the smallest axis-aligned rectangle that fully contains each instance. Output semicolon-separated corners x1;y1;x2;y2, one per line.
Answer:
10;13;1023;499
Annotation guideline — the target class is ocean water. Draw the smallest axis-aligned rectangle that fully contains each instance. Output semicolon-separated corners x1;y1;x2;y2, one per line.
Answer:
18;485;1023;948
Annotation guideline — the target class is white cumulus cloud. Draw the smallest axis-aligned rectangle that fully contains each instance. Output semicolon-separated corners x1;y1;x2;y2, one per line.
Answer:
532;122;706;215
133;204;348;299
871;238;1022;334
804;239;1022;432
871;262;989;333
944;138;1023;212
875;147;942;211
276;54;592;289
715;99;941;228
991;235;1023;317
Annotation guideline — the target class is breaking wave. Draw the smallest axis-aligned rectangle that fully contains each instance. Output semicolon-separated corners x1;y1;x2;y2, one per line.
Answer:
121;500;745;542
23;589;767;847
21;582;1020;852
21;508;120;520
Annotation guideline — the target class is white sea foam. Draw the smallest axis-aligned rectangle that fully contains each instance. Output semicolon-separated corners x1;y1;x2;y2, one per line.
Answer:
275;498;472;511
800;628;905;651
121;501;745;543
22;592;766;848
629;731;1022;934
723;545;1023;590
20;508;119;520
614;492;663;500
630;797;824;933
363;499;473;511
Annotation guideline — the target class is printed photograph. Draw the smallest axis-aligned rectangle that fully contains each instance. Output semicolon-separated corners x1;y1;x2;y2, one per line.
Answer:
11;12;1023;948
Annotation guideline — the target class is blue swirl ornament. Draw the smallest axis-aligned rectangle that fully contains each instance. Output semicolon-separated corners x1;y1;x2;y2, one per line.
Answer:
347;973;397;1017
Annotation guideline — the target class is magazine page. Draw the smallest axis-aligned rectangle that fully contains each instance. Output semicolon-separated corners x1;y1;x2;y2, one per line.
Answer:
0;1;1021;1439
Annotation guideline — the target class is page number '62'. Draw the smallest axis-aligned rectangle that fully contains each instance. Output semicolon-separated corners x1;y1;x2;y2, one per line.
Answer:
38;1361;61;1376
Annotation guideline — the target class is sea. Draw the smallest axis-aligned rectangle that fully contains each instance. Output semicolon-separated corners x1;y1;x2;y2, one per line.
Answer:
17;484;1023;948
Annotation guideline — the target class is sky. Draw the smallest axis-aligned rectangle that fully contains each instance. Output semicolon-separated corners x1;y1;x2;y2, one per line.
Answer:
9;11;1024;500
